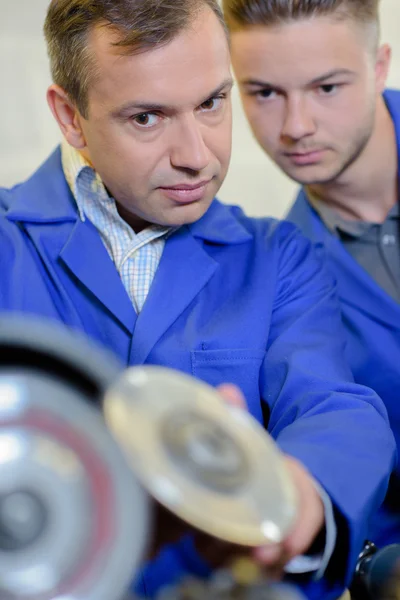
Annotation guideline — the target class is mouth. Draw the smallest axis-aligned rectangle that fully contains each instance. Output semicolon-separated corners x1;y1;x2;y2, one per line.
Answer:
284;149;326;166
159;179;213;204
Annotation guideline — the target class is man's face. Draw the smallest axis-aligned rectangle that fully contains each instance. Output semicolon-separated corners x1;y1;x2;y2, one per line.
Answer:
75;8;232;228
230;17;388;186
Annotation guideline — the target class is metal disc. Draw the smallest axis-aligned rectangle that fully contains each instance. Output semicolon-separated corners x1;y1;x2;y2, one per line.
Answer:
0;369;149;600
103;366;298;547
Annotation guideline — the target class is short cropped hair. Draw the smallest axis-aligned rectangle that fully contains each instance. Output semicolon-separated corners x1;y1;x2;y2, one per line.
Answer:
222;0;380;33
44;0;227;118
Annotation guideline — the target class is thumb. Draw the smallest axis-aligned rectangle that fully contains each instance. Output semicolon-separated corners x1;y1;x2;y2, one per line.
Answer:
217;383;248;410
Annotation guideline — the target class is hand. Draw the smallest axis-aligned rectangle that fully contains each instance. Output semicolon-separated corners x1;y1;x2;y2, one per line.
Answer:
253;455;325;578
217;384;325;575
148;384;325;580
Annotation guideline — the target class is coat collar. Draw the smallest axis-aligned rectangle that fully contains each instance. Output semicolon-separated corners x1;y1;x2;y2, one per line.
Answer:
6;148;78;223
384;89;400;172
7;146;252;245
287;193;400;328
5;147;252;341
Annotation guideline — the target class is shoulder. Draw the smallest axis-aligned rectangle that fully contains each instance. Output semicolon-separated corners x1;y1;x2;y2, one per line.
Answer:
228;204;315;264
228;205;335;292
0;184;21;212
224;202;302;244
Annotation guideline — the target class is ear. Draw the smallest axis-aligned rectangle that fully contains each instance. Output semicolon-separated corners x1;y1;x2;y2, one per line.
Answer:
375;44;392;95
47;85;87;149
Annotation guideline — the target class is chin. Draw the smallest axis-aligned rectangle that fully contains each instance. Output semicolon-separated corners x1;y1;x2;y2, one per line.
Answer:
184;201;213;224
167;197;214;227
284;165;341;186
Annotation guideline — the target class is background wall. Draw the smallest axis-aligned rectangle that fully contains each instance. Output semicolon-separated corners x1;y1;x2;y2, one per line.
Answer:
0;0;399;218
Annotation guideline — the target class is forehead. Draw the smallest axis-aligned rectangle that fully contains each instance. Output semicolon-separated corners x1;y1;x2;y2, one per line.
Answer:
87;8;231;111
231;17;369;86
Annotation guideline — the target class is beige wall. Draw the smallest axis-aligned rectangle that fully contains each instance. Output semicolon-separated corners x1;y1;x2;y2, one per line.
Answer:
0;0;399;218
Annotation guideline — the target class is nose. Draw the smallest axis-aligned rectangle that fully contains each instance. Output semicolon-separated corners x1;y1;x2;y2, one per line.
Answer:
281;96;316;142
170;115;211;172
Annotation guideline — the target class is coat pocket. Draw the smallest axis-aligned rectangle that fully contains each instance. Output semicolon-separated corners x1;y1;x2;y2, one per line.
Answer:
191;348;266;423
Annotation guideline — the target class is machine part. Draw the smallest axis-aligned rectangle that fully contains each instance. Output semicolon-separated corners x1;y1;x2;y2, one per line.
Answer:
149;574;307;600
0;317;149;600
353;541;400;600
103;365;298;548
0;317;122;399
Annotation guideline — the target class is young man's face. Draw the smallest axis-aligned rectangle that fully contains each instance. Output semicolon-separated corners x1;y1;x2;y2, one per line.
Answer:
230;16;390;186
72;7;233;228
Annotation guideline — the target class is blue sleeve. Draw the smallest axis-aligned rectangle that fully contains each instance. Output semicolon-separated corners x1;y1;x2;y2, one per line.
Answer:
285;483;336;577
134;223;396;600
261;224;396;598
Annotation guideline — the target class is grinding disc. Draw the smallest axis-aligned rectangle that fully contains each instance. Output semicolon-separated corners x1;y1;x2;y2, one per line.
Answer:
103;366;298;547
0;370;149;600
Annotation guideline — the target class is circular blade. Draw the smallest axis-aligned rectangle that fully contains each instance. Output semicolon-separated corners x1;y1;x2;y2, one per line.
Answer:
103;366;298;547
0;370;149;600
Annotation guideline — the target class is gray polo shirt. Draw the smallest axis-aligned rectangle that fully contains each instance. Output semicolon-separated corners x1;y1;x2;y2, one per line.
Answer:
307;192;400;303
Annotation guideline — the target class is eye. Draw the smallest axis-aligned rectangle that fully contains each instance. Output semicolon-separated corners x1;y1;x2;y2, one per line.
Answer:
258;88;277;99
133;113;161;128
247;87;277;101
319;84;339;96
199;95;224;112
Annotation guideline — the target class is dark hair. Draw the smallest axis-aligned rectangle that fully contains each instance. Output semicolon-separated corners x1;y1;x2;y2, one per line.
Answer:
223;0;380;32
44;0;227;118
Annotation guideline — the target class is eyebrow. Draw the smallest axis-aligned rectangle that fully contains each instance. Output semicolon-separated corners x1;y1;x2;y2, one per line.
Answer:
112;78;234;118
309;68;356;84
242;69;356;88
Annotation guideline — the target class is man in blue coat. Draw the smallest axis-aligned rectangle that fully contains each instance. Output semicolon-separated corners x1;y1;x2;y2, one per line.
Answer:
0;0;396;598
225;0;400;550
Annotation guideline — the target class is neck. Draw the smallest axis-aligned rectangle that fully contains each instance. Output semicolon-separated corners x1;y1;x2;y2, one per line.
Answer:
307;96;398;223
116;203;151;234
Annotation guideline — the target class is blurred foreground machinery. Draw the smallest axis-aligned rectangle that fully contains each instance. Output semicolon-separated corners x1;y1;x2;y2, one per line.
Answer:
2;316;395;600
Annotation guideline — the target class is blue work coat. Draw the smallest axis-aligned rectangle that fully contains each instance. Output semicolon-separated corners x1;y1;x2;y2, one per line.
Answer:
287;89;400;550
0;149;396;599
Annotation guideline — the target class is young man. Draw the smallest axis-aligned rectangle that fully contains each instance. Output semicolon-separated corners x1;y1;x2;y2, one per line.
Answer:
224;0;400;551
0;1;395;598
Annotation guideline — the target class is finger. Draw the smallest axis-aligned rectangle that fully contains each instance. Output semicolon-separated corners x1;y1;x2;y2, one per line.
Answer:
281;457;325;560
217;383;247;409
253;544;282;564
